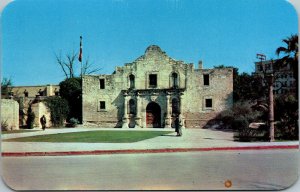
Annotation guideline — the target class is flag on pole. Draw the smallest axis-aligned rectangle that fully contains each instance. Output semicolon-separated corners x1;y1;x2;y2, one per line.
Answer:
78;36;82;62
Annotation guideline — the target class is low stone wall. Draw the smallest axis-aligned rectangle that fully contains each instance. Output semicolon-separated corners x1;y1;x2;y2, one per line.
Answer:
184;112;219;128
1;99;19;130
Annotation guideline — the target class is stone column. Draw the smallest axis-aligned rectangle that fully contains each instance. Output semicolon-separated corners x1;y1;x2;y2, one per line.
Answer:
135;92;142;128
122;92;129;128
179;93;185;129
165;93;172;128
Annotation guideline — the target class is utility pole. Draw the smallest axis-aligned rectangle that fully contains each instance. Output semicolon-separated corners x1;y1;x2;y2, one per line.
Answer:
256;54;275;142
267;60;275;142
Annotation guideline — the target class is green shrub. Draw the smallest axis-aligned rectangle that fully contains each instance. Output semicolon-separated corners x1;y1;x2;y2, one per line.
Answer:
218;110;234;127
232;116;249;130
216;101;264;130
66;118;79;127
275;122;299;140
44;97;69;127
234;127;268;142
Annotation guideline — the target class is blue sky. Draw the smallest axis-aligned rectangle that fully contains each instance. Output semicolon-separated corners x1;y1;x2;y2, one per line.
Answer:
1;0;298;86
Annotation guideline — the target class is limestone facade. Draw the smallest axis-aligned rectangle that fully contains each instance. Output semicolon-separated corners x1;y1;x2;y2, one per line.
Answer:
82;45;233;128
1;99;19;130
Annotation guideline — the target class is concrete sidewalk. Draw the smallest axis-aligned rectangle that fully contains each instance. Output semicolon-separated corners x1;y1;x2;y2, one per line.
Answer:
1;127;299;156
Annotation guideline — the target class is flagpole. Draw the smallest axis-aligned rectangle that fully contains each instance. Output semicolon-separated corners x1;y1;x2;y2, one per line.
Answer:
79;36;83;78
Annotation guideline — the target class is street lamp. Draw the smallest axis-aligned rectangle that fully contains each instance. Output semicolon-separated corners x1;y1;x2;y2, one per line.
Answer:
266;73;275;142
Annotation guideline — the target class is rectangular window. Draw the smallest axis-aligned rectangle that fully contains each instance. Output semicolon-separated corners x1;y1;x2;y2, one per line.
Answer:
100;101;106;110
149;74;157;88
205;99;212;108
100;79;105;89
257;64;263;71
203;74;210;86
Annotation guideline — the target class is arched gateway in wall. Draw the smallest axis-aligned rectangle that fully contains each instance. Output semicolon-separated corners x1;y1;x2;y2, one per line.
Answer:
146;102;161;128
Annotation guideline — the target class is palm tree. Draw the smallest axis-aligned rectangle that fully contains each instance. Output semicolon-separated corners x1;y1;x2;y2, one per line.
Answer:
275;34;298;98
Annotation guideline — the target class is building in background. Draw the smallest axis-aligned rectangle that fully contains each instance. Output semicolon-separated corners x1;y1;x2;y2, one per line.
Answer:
253;59;296;95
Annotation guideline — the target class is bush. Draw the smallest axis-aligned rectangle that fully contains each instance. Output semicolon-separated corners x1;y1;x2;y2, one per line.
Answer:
44;97;69;127
274;94;298;140
1;120;9;131
216;101;263;130
232;116;249;130
218;110;234;128
234;127;269;142
66;118;79;128
275;122;299;140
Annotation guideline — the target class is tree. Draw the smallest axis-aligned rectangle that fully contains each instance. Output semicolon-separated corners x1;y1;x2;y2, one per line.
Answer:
55;49;101;124
275;34;298;97
55;51;77;79
59;77;82;122
55;51;101;79
234;72;266;102
1;77;12;98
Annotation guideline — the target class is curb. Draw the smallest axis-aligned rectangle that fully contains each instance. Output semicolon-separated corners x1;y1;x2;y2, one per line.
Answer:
2;145;299;157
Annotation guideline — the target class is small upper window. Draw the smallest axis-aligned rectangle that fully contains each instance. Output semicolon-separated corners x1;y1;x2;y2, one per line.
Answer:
149;74;157;88
100;101;106;110
171;73;178;88
203;74;210;86
257;64;263;71
205;99;212;108
129;74;135;89
100;79;105;89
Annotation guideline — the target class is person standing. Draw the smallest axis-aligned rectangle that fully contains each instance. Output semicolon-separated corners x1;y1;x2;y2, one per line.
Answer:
175;114;182;136
40;115;47;130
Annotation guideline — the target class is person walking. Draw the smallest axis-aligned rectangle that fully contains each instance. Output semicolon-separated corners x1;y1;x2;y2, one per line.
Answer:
40;115;47;130
175;113;183;136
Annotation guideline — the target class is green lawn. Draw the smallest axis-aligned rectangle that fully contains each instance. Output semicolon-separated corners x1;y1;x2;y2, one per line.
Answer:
4;130;173;143
2;130;40;134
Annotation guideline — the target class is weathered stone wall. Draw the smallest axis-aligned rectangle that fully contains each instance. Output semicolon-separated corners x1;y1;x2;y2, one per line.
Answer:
183;68;233;127
83;75;122;127
9;85;59;98
1;99;19;130
82;45;233;128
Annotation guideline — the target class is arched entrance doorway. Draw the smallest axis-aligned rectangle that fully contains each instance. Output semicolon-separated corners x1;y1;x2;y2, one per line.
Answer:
146;102;161;128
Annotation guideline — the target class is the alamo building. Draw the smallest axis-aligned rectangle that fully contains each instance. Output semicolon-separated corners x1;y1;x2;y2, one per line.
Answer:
82;45;233;128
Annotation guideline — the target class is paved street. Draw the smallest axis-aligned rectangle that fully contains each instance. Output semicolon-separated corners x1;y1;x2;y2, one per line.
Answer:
2;149;298;190
1;128;299;190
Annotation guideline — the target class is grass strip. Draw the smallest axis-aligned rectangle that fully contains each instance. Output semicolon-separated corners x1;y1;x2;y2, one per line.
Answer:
4;130;173;143
2;130;40;134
